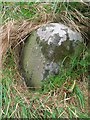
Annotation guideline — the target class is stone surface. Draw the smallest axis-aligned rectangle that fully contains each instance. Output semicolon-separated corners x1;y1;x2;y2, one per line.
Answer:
20;23;83;88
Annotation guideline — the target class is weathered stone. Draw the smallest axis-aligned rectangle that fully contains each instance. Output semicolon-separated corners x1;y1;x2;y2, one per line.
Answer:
20;23;83;88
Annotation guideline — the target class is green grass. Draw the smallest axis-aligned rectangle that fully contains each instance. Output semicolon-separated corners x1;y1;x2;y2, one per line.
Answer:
1;2;37;20
1;2;53;24
1;2;90;119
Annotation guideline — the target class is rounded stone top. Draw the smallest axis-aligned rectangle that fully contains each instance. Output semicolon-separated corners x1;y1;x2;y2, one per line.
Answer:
37;23;82;46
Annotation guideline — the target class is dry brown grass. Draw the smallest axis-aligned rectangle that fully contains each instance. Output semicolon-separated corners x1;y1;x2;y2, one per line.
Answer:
1;21;46;56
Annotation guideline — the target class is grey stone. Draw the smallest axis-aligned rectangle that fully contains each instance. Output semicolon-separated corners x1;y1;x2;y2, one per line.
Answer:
20;23;83;88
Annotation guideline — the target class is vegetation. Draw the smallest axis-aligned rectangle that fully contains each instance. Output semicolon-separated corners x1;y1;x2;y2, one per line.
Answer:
1;2;90;118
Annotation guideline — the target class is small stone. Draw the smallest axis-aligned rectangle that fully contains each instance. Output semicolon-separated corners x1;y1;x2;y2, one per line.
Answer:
20;23;83;88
